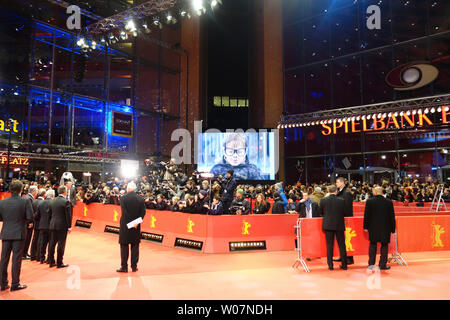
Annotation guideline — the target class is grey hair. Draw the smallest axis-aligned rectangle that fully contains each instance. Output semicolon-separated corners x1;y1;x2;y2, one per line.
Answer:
327;185;337;194
127;182;137;192
29;185;38;193
46;189;55;198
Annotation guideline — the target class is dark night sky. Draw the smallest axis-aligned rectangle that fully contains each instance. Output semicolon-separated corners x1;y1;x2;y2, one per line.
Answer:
205;0;250;130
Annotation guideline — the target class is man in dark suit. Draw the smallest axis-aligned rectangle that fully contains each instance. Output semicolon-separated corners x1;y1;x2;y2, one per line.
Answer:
335;177;354;265
221;169;237;214
30;188;46;261
47;186;72;268
36;189;54;264
117;182;146;273
23;185;38;259
0;180;33;291
296;191;320;218
319;185;348;270
364;187;396;270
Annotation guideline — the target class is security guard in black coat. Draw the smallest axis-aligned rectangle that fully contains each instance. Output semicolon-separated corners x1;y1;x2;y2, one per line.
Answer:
0;180;33;291
117;182;146;273
364;187;396;270
319;185;348;270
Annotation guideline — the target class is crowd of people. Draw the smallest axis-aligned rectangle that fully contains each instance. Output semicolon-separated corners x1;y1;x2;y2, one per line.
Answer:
1;162;449;217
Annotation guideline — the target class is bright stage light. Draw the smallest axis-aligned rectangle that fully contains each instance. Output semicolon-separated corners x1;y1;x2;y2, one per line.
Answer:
125;20;136;32
121;160;139;179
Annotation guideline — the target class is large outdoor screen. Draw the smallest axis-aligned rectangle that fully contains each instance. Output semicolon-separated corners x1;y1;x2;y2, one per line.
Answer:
197;131;276;180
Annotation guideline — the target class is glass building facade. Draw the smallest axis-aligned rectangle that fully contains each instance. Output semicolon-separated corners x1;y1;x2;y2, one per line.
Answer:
0;1;182;178
282;0;450;184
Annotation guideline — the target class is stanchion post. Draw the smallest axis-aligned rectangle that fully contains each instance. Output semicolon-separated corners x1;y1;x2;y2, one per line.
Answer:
388;232;408;266
292;218;310;272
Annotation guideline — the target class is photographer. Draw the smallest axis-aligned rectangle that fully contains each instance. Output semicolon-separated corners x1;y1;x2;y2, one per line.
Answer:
169;197;182;212
205;195;223;215
83;190;97;205
229;189;250;215
179;194;198;214
184;180;197;197
152;194;169;211
193;190;209;214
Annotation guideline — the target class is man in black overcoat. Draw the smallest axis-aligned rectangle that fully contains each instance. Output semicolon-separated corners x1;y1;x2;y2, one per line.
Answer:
336;177;354;265
0;180;33;291
117;182;146;273
319;185;348;270
30;188;46;261
36;189;54;264
47;186;72;268
364;186;396;270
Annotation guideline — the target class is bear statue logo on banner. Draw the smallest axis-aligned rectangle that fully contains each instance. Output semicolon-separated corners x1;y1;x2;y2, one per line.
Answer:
241;220;251;235
345;227;357;252
187;218;195;233
431;223;445;248
151;215;157;229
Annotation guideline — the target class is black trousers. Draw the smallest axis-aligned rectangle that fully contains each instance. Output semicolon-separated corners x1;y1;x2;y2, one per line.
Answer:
47;230;68;265
222;200;232;214
38;230;50;262
325;230;347;269
120;243;139;270
22;225;33;257
0;240;24;287
368;241;388;267
30;224;40;259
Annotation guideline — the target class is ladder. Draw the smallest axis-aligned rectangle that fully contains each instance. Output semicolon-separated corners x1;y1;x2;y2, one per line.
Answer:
430;185;448;212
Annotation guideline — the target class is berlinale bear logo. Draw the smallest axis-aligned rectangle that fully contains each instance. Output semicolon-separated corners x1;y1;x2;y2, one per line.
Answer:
150;215;157;229
187;218;195;233
241;220;251;235
431;223;445;248
345;227;357;252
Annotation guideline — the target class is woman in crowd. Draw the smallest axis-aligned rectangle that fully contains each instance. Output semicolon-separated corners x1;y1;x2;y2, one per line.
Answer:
253;193;271;214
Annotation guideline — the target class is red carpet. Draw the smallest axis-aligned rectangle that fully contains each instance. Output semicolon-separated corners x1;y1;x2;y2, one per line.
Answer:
0;227;449;300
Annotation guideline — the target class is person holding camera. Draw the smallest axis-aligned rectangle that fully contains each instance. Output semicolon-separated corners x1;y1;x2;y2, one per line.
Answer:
179;194;198;214
194;190;209;214
205;195;223;215
152;194;168;211
229;189;250;215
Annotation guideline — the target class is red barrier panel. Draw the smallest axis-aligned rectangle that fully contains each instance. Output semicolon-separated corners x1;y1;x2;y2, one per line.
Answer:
396;215;450;252
300;217;395;259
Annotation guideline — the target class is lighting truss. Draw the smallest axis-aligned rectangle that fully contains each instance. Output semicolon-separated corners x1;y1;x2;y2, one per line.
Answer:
0;151;121;164
86;0;178;35
279;93;450;128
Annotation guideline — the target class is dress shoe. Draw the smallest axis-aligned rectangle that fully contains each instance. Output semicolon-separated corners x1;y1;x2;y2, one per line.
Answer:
10;284;27;291
1;285;10;291
333;258;342;262
328;266;334;270
132;268;138;272
339;265;347;270
116;268;128;273
22;255;31;260
379;265;391;270
57;264;68;268
49;263;56;268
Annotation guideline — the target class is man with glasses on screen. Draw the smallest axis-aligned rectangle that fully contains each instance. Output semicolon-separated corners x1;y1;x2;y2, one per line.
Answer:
210;133;263;180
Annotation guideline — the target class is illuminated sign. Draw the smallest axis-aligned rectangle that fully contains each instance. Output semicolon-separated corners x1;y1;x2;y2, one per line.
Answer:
0;119;19;133
0;156;29;166
320;107;449;136
112;111;133;138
